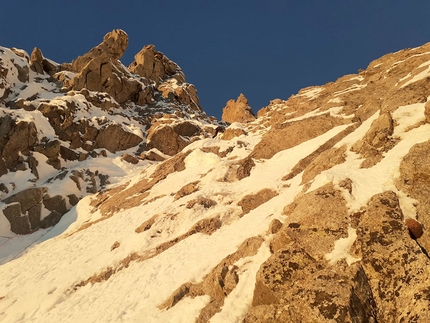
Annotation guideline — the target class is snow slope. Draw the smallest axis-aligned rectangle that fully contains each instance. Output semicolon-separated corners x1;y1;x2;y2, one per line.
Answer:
2;39;430;322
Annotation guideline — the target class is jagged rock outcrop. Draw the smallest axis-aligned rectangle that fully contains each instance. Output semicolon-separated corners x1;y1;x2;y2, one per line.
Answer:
29;47;57;75
69;29;128;72
0;30;216;235
351;112;396;168
222;93;256;123
129;44;185;84
3;30;430;323
245;185;430;322
396;140;430;253
352;191;430;322
1;187;70;234
0;117;38;174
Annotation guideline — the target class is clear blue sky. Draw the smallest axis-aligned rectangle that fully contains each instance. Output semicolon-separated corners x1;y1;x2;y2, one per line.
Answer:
2;1;430;119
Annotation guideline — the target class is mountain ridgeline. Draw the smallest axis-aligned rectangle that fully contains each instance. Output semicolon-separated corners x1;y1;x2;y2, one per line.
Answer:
1;30;430;322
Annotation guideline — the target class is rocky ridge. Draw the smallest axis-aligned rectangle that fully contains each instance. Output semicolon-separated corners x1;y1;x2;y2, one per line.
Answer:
0;30;220;234
1;33;430;323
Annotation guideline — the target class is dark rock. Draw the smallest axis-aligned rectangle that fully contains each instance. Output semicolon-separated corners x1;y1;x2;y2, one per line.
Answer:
40;210;63;229
405;218;424;239
67;194;79;206
2;120;38;170
95;124;143;153
3;187;46;213
122;153;139;164
60;145;79;161
43;195;68;215
172;121;201;137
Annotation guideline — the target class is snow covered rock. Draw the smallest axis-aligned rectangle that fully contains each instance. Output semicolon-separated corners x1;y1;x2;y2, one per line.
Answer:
3;32;430;323
129;44;185;84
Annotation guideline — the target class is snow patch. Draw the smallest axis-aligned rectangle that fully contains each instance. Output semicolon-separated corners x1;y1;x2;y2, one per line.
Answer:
325;227;360;265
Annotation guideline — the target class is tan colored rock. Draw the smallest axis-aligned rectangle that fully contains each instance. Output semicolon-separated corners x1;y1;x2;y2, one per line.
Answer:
128;44;185;84
251;113;348;160
221;93;256;123
237;188;278;216
69;52;143;104
172;121;201;137
95;124;143;153
268;219;283;234
142;150;167;161
29;47;57;75
396;140;430;252
301;145;347;184
352;191;430;323
158;80;202;112
221;127;246;140
236;157;255;180
248;244;377;323
281;183;350;259
29;47;44;74
174;181;200;200
122;153;140;164
146;125;188;156
425;100;430;123
70;29;128;72
351;112;395;167
186;197;217;209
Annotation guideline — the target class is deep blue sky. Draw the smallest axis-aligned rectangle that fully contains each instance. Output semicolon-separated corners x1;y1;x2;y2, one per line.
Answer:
2;1;430;119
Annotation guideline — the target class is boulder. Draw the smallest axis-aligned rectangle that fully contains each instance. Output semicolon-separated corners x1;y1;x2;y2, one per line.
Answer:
122;153;140;164
146;125;189;156
43;195;68;216
1;187;48;234
172;121;201;137
95;124;143;153
221;93;256;123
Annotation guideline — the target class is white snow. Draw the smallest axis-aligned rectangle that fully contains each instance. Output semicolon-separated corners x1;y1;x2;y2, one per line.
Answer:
400;61;430;88
325;227;360;266
298;87;324;99
333;83;367;96
1;42;430;322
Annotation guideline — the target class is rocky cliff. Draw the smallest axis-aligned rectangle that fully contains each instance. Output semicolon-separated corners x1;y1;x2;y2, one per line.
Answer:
1;31;430;323
0;30;220;234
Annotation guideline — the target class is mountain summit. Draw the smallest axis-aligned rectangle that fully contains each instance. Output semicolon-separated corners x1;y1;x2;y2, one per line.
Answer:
1;31;430;322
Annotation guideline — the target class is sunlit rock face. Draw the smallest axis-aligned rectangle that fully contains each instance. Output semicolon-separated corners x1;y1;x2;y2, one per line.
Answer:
1;31;430;323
